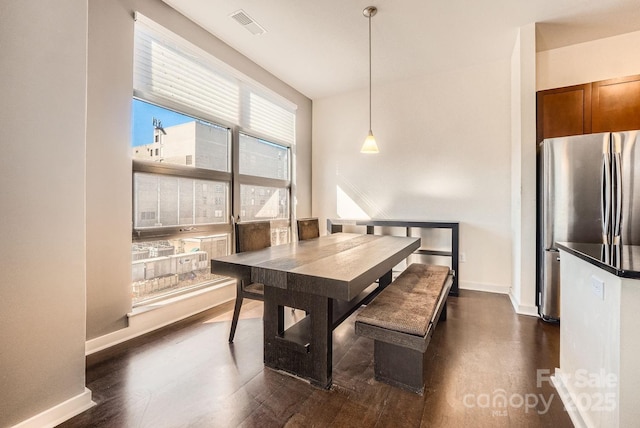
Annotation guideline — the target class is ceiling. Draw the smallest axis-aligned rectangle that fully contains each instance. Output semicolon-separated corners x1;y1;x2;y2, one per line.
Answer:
161;0;640;99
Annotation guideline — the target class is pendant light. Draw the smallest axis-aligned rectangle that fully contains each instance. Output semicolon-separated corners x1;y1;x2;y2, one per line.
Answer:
360;6;379;154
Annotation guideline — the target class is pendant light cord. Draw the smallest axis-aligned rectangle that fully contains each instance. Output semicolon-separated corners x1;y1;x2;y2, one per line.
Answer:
361;6;379;153
368;13;372;132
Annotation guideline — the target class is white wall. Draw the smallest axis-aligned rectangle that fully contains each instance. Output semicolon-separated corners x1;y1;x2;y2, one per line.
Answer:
0;1;92;426
537;30;640;91
313;60;513;293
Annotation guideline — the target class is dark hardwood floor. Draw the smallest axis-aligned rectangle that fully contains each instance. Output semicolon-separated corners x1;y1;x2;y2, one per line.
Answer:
60;291;572;427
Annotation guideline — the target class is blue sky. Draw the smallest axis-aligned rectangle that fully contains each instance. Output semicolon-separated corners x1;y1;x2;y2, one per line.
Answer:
131;99;193;146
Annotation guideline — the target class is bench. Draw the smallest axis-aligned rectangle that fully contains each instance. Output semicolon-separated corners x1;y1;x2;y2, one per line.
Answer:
355;263;453;394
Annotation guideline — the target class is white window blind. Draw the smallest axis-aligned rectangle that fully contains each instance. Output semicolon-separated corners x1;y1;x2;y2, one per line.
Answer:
134;13;296;145
243;92;295;147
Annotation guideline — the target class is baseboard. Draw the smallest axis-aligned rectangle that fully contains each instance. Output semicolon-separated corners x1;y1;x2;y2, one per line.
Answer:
552;369;588;428
460;282;539;317
12;388;94;428
85;280;235;355
459;280;510;295
507;290;539;317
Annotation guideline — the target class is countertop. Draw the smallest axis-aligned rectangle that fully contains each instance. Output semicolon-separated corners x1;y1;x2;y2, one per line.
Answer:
557;242;640;279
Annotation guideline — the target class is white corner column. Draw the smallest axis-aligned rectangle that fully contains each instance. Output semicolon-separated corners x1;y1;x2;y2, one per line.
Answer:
509;23;538;316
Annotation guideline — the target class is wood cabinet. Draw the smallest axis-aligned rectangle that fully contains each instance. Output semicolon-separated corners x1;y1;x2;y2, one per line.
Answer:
592;75;640;133
536;83;591;143
537;74;640;143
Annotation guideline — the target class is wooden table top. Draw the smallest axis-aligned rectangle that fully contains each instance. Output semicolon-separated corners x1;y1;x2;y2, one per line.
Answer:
211;233;420;300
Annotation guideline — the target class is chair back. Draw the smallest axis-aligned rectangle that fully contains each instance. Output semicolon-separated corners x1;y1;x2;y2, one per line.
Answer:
297;218;320;241
235;221;271;253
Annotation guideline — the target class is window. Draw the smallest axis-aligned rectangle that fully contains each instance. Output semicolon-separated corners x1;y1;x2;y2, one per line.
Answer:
238;133;291;244
131;100;233;305
131;235;230;304
131;15;296;305
239;133;289;180
133;173;229;228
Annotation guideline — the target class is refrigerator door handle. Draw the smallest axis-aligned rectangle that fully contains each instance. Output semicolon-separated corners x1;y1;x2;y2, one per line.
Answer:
601;150;612;243
543;142;553;248
614;151;623;242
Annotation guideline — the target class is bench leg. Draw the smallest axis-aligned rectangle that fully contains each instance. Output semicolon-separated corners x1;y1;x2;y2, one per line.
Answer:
373;340;425;394
439;300;447;322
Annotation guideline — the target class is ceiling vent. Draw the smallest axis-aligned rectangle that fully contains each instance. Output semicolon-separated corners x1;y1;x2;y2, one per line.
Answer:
230;10;266;35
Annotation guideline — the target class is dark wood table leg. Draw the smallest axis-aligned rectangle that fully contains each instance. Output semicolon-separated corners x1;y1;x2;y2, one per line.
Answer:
379;270;392;288
263;286;333;388
450;224;459;296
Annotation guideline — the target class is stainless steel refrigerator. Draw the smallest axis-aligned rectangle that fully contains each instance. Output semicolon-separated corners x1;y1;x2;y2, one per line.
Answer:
538;130;640;321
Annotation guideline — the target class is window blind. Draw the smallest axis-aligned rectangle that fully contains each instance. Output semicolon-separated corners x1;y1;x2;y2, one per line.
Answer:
134;13;296;145
243;92;295;147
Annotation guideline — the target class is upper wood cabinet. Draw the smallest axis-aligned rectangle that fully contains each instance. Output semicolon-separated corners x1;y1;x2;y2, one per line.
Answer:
536;83;591;143
537;74;640;143
592;75;640;133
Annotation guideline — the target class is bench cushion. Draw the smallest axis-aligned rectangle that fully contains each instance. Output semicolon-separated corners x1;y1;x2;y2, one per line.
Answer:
356;264;450;336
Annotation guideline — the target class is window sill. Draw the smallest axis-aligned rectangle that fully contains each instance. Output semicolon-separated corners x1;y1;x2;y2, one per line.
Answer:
130;279;232;315
86;279;236;355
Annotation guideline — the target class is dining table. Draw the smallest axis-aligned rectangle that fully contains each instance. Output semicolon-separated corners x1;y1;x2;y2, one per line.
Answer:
211;232;421;388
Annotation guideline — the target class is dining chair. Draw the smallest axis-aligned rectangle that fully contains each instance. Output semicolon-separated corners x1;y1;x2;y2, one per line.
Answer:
297;218;320;241
294;218;319;315
228;220;271;343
